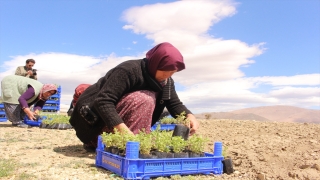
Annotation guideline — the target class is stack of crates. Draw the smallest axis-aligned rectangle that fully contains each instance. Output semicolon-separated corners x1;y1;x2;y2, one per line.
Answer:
0;103;7;122
42;86;61;113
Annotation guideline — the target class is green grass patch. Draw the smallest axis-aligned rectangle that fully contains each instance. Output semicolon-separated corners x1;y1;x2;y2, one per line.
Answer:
0;158;17;178
18;172;37;180
41;114;70;125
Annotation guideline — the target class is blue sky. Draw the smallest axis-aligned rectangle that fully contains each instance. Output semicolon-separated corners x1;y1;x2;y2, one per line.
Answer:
0;0;319;113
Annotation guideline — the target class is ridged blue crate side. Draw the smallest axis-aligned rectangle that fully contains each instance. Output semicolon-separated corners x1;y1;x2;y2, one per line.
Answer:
96;136;224;179
46;100;60;104
44;103;60;107
42;106;60;110
96;151;124;176
0;104;7;122
140;161;163;173
50;94;61;98
151;123;176;131
0;118;7;122
182;161;198;170
23;116;43;126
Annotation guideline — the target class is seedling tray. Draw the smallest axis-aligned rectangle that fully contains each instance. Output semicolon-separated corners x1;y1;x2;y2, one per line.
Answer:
96;136;224;179
23;116;44;126
151;123;176;131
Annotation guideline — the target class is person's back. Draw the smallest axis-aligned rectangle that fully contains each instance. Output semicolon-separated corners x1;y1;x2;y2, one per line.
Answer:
15;59;38;80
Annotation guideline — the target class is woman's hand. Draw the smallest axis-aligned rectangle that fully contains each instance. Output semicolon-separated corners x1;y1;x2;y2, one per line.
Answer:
187;114;200;136
114;123;134;135
34;110;40;115
23;108;36;120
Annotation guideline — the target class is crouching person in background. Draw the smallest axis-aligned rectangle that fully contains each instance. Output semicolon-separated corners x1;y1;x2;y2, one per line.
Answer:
69;42;200;152
1;75;57;127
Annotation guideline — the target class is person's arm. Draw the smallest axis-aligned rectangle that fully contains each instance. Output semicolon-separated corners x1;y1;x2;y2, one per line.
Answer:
33;100;45;113
18;86;37;120
114;123;134;135
166;79;200;135
93;68;138;133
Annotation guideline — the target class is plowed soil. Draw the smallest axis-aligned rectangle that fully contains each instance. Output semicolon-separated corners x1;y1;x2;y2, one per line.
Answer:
0;119;319;180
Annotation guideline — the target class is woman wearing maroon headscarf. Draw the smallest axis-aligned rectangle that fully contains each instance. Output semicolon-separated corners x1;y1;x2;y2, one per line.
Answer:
69;42;199;151
1;75;57;127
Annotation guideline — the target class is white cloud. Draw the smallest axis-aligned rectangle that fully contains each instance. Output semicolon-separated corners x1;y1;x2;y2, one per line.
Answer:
122;0;237;36
121;0;264;85
269;87;320;99
0;52;142;110
1;0;319;113
176;76;320;113
248;74;320;86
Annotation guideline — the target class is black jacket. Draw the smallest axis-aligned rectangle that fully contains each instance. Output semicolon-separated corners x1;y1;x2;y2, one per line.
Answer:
69;59;192;143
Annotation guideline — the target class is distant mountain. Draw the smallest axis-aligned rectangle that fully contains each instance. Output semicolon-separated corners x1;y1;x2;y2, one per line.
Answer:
195;105;320;123
195;112;270;121
231;105;320;123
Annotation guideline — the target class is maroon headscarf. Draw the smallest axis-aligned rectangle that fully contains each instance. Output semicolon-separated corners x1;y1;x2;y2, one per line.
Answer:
146;42;185;77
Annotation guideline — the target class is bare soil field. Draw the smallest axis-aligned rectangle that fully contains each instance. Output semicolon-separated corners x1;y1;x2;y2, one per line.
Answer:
0;119;319;180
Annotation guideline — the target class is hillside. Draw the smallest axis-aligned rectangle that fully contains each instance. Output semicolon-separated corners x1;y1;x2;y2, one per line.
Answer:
195;105;320;123
231;105;320;123
195;112;269;122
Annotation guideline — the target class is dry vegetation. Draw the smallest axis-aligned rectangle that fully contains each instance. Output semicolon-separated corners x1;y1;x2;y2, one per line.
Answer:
0;119;319;180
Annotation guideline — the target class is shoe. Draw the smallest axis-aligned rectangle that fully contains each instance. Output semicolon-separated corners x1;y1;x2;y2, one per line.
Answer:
12;121;30;128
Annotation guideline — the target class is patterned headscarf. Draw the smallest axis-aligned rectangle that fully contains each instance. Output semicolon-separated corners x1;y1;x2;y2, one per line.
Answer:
39;84;57;100
73;84;91;107
146;42;185;77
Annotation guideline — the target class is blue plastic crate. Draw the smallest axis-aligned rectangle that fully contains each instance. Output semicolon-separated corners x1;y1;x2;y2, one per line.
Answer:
0;119;7;122
46;99;60;104
23;116;44;126
49;94;61;98
42;109;58;112
0;112;6;120
43;91;61;112
56;86;62;93
96;136;224;179
0;103;7;122
0;117;7;122
42;105;60;111
151;122;176;131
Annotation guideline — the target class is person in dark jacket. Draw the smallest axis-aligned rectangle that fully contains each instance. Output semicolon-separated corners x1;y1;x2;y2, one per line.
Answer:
69;42;199;151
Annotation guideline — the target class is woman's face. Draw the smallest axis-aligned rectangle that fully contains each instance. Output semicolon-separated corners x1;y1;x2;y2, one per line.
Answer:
155;70;177;82
42;90;56;99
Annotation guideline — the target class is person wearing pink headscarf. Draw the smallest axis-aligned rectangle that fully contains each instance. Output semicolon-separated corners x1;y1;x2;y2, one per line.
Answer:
1;75;57;127
69;42;199;151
